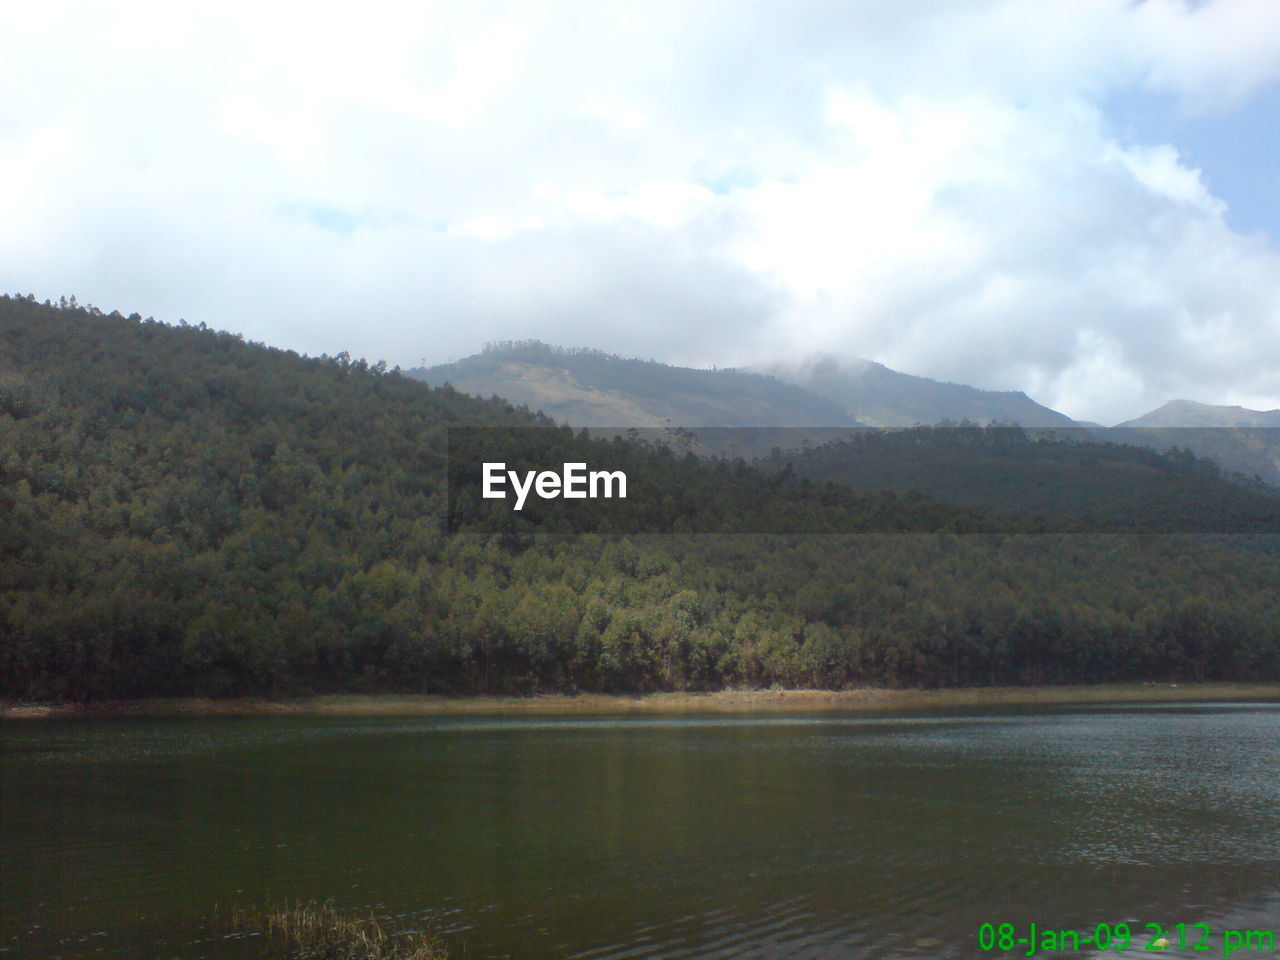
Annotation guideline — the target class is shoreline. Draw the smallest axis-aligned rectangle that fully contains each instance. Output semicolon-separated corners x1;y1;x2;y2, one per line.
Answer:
4;682;1280;719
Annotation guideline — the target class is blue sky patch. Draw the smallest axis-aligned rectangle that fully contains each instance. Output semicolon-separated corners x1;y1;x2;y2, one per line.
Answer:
1102;83;1280;240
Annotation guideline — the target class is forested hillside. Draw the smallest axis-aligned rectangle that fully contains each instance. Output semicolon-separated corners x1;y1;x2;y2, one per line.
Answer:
781;426;1280;533
3;295;1280;701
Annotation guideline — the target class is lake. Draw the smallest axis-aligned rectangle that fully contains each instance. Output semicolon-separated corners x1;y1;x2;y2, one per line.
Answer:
3;704;1279;959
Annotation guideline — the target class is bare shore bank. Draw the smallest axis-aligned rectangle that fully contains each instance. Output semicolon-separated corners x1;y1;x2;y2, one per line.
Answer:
4;683;1280;719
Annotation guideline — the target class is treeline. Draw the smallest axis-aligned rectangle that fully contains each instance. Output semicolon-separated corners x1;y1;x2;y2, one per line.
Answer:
2;295;1279;700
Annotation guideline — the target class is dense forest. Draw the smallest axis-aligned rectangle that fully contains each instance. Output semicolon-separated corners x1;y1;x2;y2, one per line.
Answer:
781;425;1280;533
3;294;1280;701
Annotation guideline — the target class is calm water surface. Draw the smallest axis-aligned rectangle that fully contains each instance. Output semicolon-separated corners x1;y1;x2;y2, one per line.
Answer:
3;705;1279;959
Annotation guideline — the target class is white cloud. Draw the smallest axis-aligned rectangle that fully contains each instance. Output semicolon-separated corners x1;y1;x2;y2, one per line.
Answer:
2;0;1279;424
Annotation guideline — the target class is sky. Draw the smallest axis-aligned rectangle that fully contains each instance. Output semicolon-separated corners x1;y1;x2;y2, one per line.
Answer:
2;0;1278;425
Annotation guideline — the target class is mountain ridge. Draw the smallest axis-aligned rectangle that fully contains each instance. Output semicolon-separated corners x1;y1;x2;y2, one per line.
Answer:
408;340;860;428
410;340;1088;430
1117;398;1280;429
410;341;1280;482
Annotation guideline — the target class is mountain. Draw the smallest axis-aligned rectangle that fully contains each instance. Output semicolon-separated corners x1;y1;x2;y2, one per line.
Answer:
412;344;1277;491
768;356;1081;428
409;342;1094;459
411;342;1087;432
408;341;859;428
5;295;1280;702
1117;399;1280;429
1110;399;1280;486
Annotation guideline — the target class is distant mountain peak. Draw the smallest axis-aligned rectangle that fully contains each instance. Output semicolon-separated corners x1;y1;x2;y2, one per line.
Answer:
1106;398;1280;485
1117;398;1280;428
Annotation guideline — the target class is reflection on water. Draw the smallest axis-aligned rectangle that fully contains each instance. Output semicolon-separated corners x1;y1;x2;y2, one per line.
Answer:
2;705;1279;959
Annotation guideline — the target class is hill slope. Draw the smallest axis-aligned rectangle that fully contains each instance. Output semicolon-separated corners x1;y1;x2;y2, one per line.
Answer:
409;341;860;428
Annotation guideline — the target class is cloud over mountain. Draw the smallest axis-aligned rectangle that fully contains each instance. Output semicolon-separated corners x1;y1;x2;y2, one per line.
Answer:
2;0;1278;424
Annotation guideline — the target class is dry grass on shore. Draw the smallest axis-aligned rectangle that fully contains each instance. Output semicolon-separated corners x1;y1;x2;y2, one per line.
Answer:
225;902;447;960
4;682;1280;720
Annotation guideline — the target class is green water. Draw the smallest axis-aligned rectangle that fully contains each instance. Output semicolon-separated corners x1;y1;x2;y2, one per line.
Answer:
3;705;1279;959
